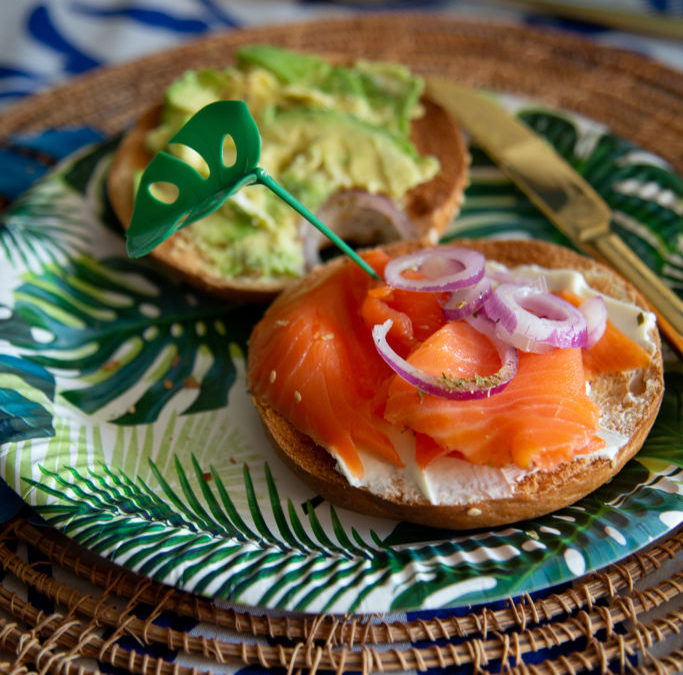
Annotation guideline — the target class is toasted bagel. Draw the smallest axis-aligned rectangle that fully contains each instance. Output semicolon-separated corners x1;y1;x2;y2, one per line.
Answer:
107;77;468;303
248;239;664;529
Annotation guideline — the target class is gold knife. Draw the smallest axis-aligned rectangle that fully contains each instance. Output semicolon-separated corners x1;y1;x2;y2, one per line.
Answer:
427;76;683;355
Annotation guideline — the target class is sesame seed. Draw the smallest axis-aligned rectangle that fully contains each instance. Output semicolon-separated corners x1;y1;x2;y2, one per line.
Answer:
270;369;277;383
294;391;302;403
467;507;482;517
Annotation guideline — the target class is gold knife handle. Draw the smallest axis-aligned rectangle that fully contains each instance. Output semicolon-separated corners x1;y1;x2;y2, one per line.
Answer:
586;233;683;354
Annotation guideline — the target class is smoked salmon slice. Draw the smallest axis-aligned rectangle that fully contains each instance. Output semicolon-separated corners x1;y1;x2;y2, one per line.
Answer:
556;290;651;376
360;251;446;356
248;259;402;478
383;321;604;469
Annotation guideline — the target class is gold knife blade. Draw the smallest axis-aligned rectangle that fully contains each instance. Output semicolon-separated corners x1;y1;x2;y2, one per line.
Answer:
427;75;683;354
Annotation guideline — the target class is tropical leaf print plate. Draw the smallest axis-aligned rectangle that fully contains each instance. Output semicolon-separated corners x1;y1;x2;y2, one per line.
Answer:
0;102;681;614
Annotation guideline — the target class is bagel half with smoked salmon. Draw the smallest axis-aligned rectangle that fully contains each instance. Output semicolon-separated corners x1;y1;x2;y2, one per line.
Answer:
107;47;468;303
247;239;664;529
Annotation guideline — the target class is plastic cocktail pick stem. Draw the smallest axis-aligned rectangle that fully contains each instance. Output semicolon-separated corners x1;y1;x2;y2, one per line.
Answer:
126;100;380;280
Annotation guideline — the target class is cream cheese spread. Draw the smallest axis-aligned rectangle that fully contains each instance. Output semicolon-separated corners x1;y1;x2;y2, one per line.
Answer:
494;263;657;354
331;263;656;506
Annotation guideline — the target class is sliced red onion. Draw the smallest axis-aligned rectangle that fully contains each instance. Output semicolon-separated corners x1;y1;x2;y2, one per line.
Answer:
484;284;588;353
372;319;518;400
384;248;485;292
579;296;607;348
300;191;416;270
441;276;492;320
300;221;323;271
485;265;549;293
464;309;499;341
484;266;516;285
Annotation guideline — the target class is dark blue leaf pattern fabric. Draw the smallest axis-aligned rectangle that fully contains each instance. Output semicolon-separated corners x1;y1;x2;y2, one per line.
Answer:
0;1;679;109
27;5;101;74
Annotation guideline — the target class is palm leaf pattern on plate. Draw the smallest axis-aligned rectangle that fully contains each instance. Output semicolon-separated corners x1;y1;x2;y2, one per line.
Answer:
0;108;681;613
0;138;117;272
0;176;91;271
636;370;683;469
0;355;54;443
445;145;574;246
25;434;682;612
0;255;261;425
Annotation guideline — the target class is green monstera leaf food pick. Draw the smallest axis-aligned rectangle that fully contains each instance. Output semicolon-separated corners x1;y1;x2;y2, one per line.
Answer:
126;100;380;281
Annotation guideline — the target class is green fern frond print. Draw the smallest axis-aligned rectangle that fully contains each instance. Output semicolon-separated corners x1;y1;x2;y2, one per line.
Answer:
0;143;111;272
637;371;683;468
0;355;55;443
26;449;682;612
0;255;262;425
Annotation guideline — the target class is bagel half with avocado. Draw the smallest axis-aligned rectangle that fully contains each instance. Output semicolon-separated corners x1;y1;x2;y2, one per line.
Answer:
247;239;664;529
107;46;468;302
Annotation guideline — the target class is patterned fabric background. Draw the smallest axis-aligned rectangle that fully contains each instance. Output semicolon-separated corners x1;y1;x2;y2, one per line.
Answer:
0;0;680;111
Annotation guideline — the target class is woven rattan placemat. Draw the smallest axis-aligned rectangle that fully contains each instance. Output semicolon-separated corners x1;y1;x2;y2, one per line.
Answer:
0;14;681;674
0;515;680;673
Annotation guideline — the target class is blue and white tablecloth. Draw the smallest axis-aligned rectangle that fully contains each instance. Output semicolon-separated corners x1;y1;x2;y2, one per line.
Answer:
0;0;681;113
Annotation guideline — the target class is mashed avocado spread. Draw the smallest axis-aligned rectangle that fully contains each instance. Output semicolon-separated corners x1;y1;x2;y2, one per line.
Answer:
145;45;439;279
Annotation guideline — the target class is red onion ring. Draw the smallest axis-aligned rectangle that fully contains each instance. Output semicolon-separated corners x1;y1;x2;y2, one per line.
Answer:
464;309;499;341
441;276;492;320
485;265;549;294
384;248;485;292
484;284;588;353
579;296;607;348
301;190;416;270
372;319;518;400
